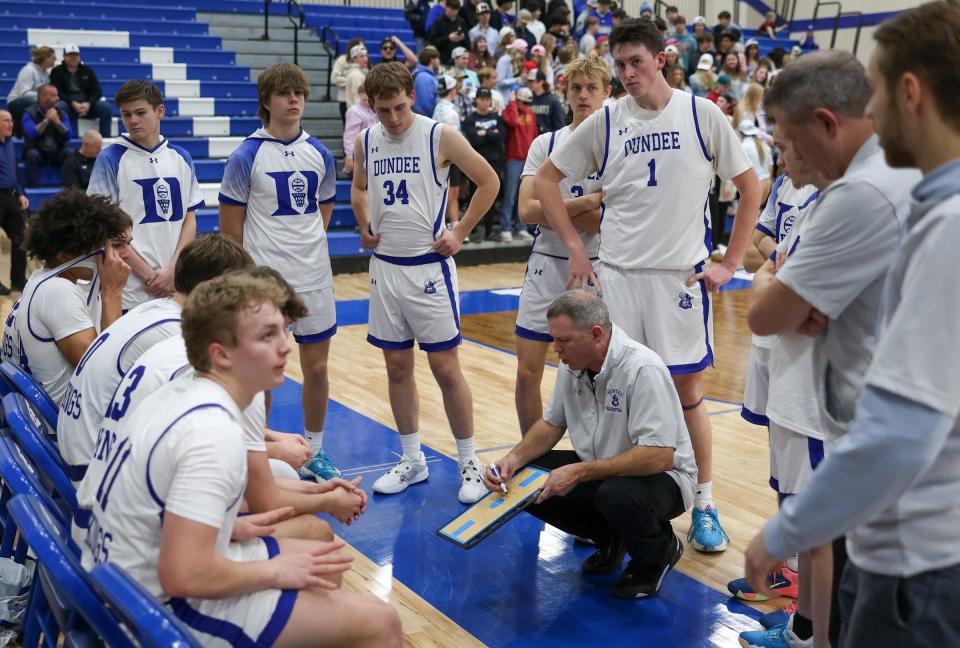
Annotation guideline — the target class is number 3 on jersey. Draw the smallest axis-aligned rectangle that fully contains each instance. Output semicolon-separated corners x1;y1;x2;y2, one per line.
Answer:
383;179;410;206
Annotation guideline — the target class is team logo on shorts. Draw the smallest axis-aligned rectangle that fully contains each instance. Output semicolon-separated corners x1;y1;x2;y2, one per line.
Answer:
678;292;693;310
424;280;437;295
606;388;623;413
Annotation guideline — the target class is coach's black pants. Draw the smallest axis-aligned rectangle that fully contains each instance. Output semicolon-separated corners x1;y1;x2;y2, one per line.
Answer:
525;450;686;575
0;191;27;288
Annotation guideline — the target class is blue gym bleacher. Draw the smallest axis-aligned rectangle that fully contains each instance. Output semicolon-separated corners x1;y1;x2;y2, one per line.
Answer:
0;0;422;259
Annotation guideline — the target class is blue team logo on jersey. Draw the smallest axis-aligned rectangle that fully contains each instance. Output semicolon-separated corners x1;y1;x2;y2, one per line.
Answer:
267;170;320;217
678;292;693;310
134;177;184;224
606;388;623;413
423;280;437;295
782;214;796;236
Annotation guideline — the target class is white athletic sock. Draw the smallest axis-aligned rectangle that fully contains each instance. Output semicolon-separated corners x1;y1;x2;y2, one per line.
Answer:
694;481;714;511
304;429;323;452
455;437;475;464
400;433;421;461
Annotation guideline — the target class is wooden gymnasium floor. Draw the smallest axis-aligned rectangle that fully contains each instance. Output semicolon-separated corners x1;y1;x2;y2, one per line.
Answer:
0;255;783;647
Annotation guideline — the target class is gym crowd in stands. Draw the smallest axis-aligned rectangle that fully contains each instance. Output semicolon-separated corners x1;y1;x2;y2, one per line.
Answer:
331;1;817;244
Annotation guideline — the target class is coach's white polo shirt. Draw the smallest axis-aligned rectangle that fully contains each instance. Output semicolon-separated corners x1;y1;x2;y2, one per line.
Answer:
543;324;698;508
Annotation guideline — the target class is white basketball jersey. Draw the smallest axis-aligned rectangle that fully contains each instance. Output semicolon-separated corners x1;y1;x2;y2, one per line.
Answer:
751;175;820;350
87;136;204;310
57;298;182;479
364;115;450;257
550;90;751;270
219;128;337;292
766;208;822;438
2;253;102;404
521;127;601;259
78;377;247;599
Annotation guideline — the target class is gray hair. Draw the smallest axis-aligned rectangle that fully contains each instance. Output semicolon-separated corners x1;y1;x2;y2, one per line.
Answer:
81;129;102;144
763;50;870;123
546;289;611;331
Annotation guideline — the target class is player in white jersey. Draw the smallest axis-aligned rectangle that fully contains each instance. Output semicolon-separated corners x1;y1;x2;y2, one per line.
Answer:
79;267;366;547
350;62;499;504
2;190;131;404
740;164;819;427
534;18;762;552
513;56;610;435
78;274;402;648
57;234;253;484
219;64;342;482
87;80;202;312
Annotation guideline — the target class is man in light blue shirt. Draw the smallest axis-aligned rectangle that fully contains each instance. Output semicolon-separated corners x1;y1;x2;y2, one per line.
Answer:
745;5;960;646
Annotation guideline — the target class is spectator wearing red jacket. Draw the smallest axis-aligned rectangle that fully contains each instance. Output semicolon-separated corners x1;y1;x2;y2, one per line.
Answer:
499;87;538;241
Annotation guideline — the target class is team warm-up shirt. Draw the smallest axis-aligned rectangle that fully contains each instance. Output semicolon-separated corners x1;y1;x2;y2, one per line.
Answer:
218;128;337;292
78;376;246;599
57;298;183;480
521;127;601;259
87;136;203;310
776;136;919;447
550;90;751;270
765;204;822;438
363;115;450;257
2;253;102;404
751;175;819;351
543;324;698;509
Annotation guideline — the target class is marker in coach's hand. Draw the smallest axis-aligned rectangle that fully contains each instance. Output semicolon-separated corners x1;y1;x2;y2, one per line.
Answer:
489;463;508;494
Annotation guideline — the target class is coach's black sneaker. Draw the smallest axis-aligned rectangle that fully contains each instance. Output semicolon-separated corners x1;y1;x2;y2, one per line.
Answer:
611;533;683;599
582;536;626;575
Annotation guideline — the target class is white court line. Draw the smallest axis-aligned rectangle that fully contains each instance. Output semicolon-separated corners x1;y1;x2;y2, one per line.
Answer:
341;456;444;476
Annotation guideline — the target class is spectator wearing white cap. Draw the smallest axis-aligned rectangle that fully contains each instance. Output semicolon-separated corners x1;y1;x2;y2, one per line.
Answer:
450;46;480;92
344;44;369;109
497;25;516;56
689;53;717;98
737;119;772;200
691;15;708;38
799;24;819;50
49;45;112;138
744;38;761;75
433;75;467;234
469;3;500;53
663;44;681;70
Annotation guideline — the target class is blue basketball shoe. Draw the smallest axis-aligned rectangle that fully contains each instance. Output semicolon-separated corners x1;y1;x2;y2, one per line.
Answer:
738;616;811;648
687;506;730;552
299;448;342;481
727;564;799;602
760;600;797;629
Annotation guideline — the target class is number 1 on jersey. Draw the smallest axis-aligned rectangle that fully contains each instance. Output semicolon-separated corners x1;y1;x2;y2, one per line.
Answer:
383;179;410;206
647;159;657;187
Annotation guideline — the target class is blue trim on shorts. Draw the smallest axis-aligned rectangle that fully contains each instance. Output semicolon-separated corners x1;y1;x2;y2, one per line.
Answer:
740;406;769;427
756;223;775;238
373;252;446;266
293;323;337;344
257;536;298;646
366;334;415;350
439;257;460;330
170;598;259;648
808;437;824;470
515;325;553;342
66;462;88;481
691;95;713;162
420;334;462;352
667;263;714;375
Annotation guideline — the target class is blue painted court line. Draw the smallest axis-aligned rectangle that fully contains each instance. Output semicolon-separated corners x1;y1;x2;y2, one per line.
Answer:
268;378;764;647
